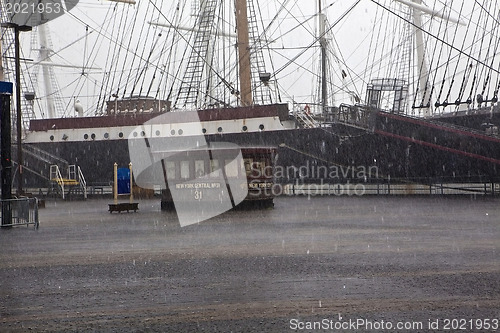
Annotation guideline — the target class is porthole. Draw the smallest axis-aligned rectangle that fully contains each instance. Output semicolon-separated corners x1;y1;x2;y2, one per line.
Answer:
91;133;96;140
171;129;176;135
218;127;223;133
242;125;248;132
202;128;207;134
178;129;183;135
141;131;146;137
133;132;138;138
259;124;265;130
104;132;109;139
155;130;161;136
119;132;124;138
84;134;89;140
50;135;54;141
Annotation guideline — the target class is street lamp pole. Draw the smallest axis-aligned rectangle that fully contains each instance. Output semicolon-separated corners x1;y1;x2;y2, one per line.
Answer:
2;23;32;195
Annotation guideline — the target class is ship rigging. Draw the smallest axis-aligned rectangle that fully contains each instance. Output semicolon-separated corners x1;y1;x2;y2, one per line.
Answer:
2;0;500;192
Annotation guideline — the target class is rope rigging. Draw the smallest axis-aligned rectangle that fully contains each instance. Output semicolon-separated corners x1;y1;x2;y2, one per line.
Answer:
11;0;500;119
478;1;500;104
118;1;142;99
129;0;161;99
454;0;478;108
436;1;465;109
372;0;500;115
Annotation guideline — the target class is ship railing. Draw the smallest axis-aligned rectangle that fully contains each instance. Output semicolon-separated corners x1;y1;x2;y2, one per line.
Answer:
280;182;499;196
10;159;50;181
23;144;69;168
293;108;319;128
276;177;499;197
0;197;39;229
49;165;87;200
426;116;500;139
379;106;500;139
334;104;375;130
50;165;65;199
77;166;88;199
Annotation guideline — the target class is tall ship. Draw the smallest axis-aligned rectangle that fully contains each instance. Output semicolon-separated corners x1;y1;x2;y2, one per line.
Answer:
1;0;500;191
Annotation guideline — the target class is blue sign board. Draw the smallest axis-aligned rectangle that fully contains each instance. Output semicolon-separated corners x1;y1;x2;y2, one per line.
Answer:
117;168;131;195
0;82;13;94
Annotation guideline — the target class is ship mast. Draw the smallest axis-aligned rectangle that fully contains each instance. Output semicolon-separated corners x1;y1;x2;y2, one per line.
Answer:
411;0;432;117
319;0;327;115
394;0;466;117
38;25;58;118
0;34;4;81
235;0;253;106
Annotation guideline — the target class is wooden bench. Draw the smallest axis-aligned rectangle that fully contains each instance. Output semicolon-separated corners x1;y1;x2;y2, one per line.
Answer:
108;202;139;213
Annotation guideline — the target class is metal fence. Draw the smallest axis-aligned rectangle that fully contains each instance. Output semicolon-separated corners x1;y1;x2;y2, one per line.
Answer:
278;180;499;197
0;197;39;229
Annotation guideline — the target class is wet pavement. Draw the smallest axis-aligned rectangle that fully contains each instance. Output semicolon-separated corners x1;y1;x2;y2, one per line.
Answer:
0;195;499;332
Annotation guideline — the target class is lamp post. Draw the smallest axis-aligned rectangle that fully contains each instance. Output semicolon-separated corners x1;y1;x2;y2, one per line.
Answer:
1;23;32;196
1;81;13;226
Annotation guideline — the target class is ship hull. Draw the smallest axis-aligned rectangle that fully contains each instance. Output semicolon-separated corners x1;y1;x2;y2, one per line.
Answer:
24;123;500;188
21;104;500;188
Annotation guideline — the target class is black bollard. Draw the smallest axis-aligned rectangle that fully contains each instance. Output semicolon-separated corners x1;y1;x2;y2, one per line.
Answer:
1;81;13;226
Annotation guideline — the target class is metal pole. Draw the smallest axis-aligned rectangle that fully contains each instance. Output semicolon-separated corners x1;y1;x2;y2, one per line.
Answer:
113;162;118;204
1;23;32;196
1;81;13;226
129;162;133;203
14;25;23;195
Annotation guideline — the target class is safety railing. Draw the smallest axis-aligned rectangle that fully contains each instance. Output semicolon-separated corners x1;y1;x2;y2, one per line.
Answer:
50;164;65;199
294;109;319;128
0;197;39;229
277;179;499;197
77;166;88;199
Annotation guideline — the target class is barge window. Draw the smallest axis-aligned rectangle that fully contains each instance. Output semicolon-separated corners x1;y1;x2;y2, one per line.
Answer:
165;161;176;180
244;158;253;176
210;160;220;177
195;160;205;177
180;161;190;179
